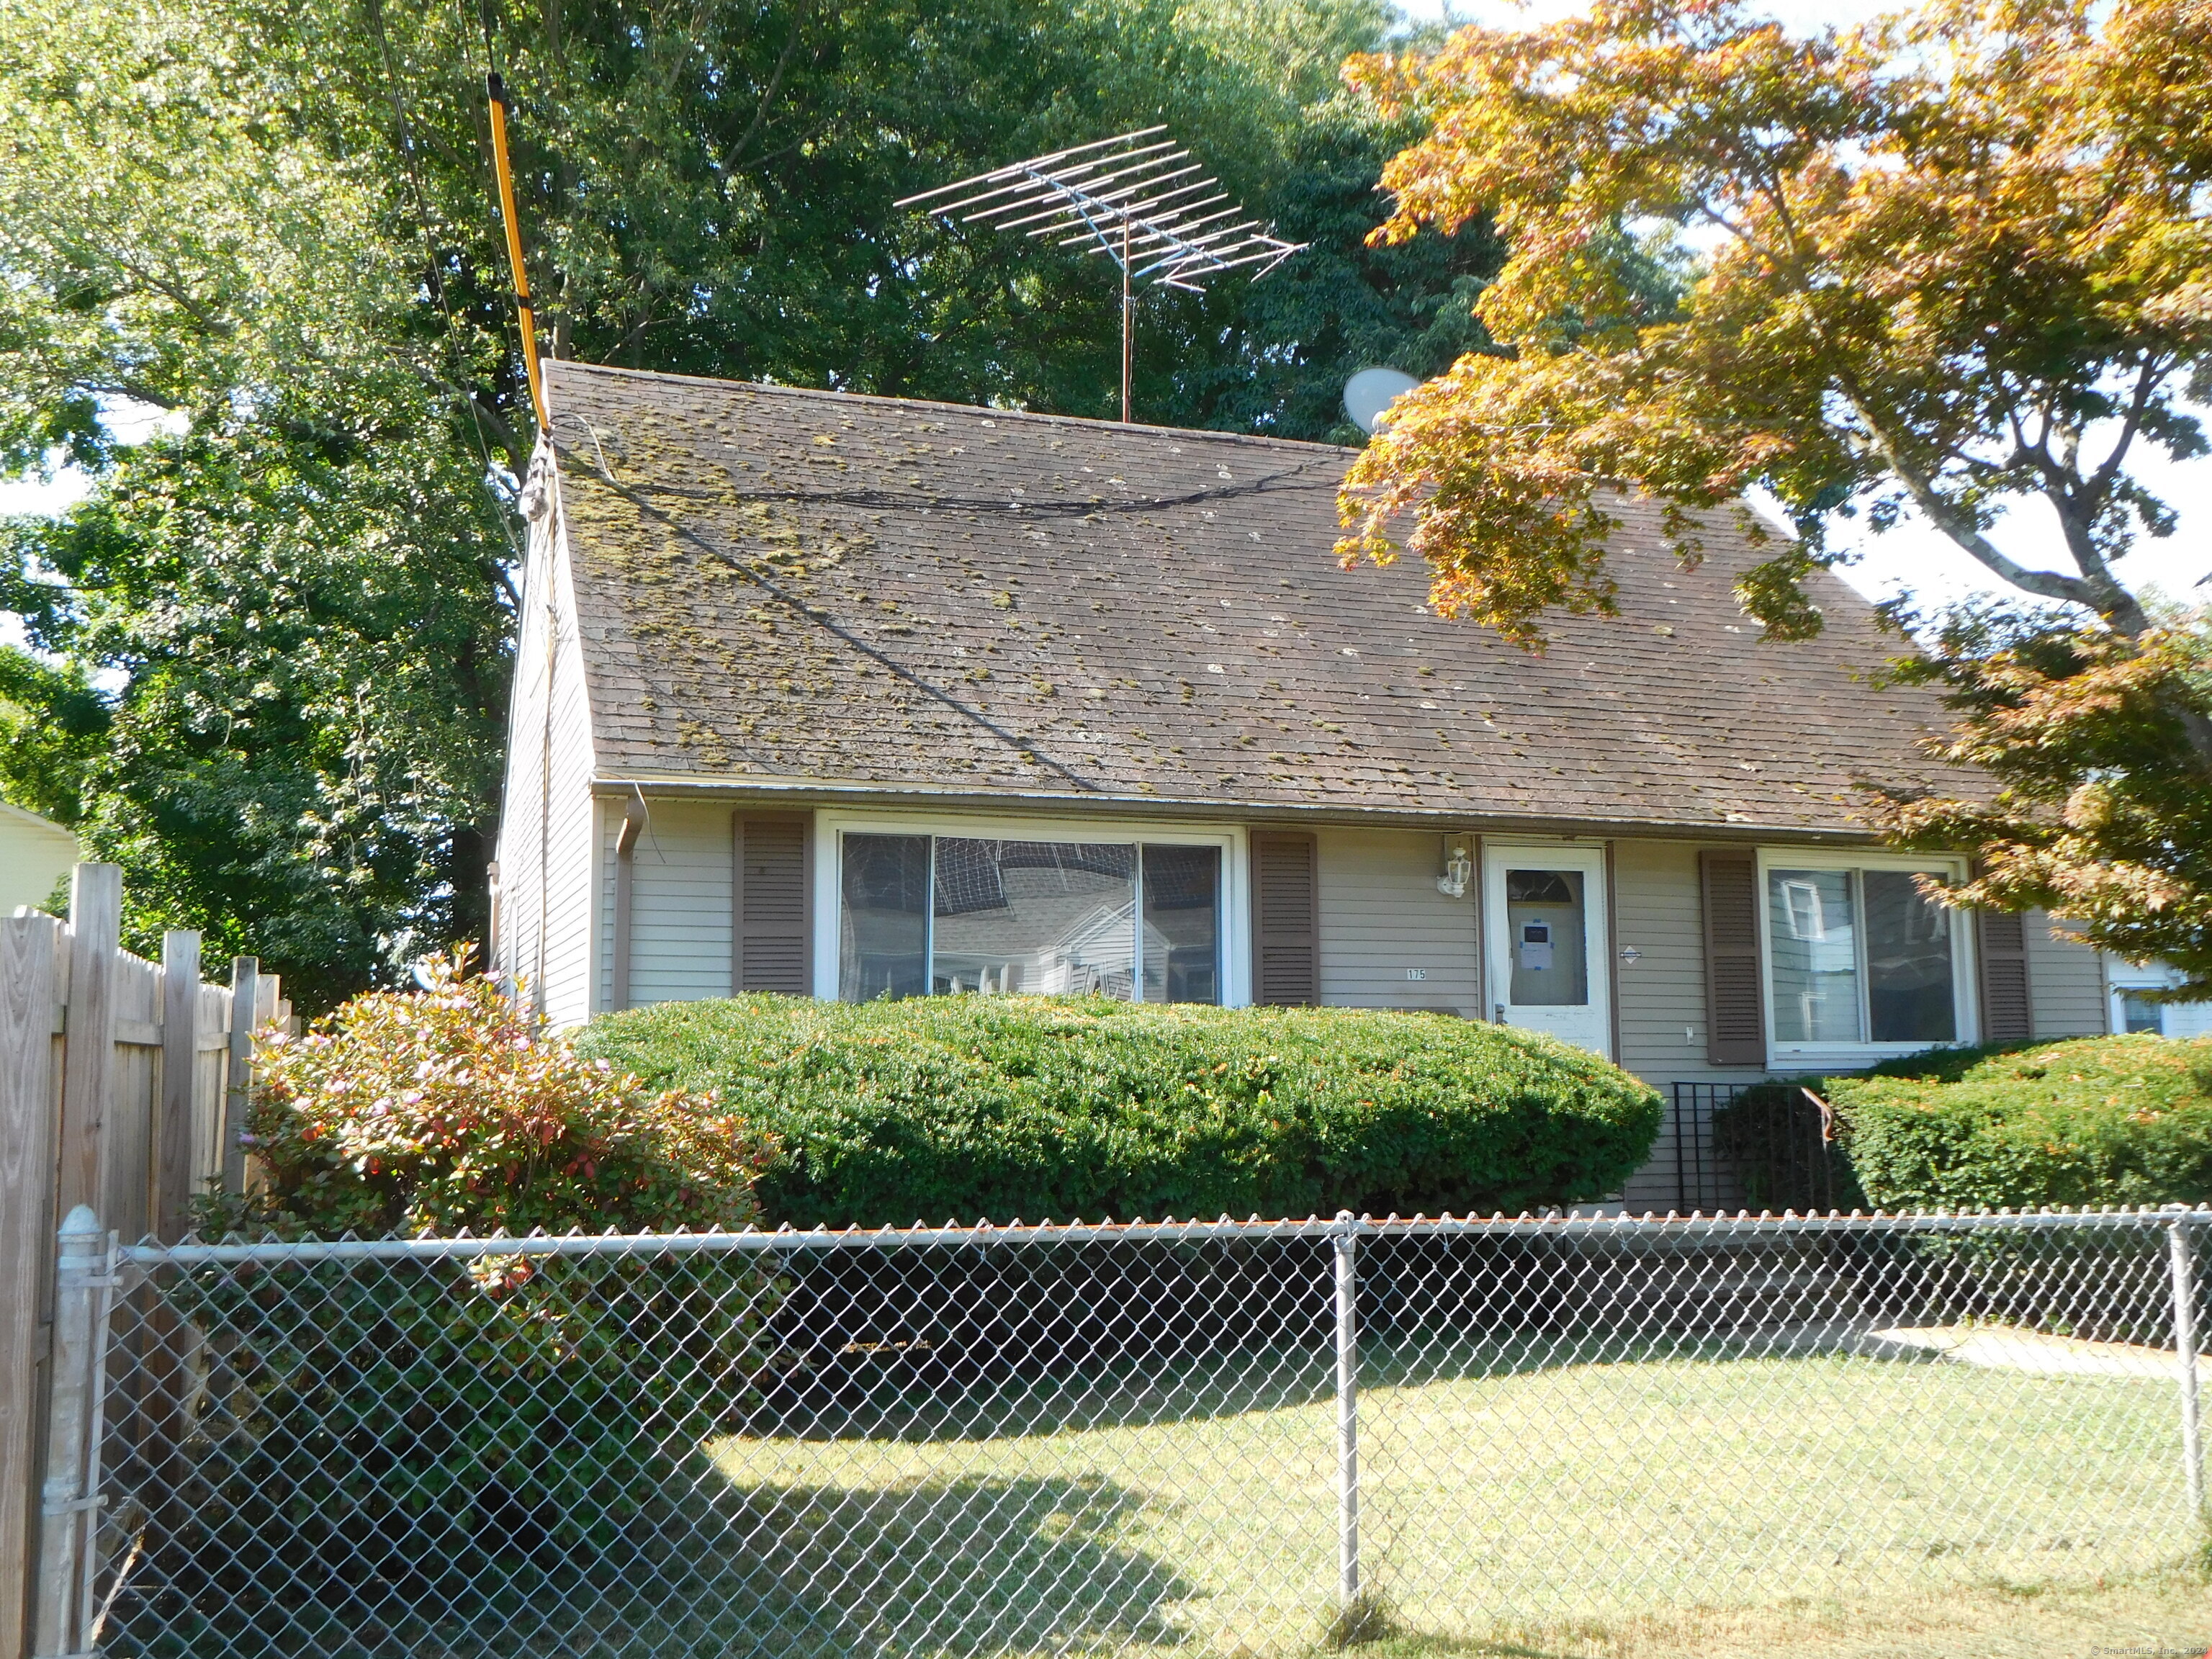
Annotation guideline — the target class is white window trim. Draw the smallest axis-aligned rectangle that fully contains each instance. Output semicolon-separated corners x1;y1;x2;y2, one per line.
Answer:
1755;848;1979;1067
811;809;1249;1006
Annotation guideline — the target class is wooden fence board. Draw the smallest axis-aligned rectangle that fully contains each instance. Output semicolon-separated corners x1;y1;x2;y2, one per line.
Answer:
104;952;159;1245
158;932;202;1242
55;865;120;1221
0;914;60;1659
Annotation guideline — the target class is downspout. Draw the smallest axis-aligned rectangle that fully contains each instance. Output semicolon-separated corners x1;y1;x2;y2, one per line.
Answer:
611;792;651;1011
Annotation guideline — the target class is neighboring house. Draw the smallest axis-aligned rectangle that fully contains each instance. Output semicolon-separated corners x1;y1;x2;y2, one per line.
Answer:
2106;960;2212;1040
0;799;78;916
494;359;2116;1205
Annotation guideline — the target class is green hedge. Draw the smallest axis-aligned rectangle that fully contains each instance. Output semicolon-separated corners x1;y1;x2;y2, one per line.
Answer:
579;995;1664;1227
1827;1034;2212;1211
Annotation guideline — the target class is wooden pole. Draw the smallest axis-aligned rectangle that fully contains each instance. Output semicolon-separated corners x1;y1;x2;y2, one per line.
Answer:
486;73;548;431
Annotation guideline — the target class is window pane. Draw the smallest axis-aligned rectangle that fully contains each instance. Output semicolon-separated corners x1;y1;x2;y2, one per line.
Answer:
1141;845;1220;1004
1506;869;1588;1007
2121;992;2165;1035
1768;870;1859;1043
1863;871;1956;1043
839;835;930;1001
932;840;1136;997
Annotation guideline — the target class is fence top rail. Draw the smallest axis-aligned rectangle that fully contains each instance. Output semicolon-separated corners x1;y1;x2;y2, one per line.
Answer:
116;1204;2212;1266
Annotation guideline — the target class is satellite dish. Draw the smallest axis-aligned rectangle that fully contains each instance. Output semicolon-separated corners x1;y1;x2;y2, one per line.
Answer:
1343;367;1421;436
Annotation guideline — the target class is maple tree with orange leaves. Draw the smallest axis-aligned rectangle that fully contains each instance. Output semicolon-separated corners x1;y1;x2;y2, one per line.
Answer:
1338;0;2212;997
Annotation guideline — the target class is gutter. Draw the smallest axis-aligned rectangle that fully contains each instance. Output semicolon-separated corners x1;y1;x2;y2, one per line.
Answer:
589;773;1892;848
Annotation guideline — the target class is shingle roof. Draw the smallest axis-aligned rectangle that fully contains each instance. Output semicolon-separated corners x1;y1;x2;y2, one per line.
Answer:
543;359;1969;836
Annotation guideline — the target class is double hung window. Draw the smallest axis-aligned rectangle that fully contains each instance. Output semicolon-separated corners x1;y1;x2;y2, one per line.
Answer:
1765;860;1966;1048
837;832;1222;1004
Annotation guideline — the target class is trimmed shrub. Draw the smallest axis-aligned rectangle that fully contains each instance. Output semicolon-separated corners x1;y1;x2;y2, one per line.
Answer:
577;994;1665;1226
230;950;777;1236
1828;1034;2212;1212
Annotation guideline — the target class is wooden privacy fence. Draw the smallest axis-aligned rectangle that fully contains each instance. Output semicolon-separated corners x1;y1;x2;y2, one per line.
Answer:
0;863;289;1659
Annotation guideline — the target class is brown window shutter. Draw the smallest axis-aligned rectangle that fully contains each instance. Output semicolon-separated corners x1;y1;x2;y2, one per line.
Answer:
1976;910;2034;1042
1699;848;1766;1067
1250;830;1318;1007
734;814;811;995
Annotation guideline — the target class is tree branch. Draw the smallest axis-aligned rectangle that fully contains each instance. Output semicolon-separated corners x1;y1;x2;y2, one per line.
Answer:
1845;393;2103;609
723;8;810;175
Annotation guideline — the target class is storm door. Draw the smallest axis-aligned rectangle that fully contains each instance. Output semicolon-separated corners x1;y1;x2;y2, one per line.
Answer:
1483;843;1612;1057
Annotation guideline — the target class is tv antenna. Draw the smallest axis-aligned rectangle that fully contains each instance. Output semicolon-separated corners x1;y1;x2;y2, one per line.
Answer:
897;127;1307;423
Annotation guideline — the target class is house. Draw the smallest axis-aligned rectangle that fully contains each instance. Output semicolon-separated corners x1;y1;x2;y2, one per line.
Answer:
0;799;78;916
493;359;2118;1205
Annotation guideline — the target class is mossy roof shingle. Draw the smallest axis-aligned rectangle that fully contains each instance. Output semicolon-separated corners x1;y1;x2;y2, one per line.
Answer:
544;359;1965;835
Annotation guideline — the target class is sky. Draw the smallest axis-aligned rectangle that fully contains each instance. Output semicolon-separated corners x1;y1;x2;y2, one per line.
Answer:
4;0;2204;623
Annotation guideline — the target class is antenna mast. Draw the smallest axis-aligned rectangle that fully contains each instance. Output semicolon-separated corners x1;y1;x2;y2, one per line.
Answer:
898;129;1305;423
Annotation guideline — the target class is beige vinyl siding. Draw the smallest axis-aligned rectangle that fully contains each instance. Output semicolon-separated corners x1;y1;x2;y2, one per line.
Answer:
1315;827;1480;1015
619;801;736;1007
1609;838;1758;1211
495;462;601;1029
2027;913;2108;1038
1611;839;1764;1089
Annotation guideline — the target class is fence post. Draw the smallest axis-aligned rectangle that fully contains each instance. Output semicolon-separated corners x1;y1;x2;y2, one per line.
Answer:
31;1208;109;1659
1334;1210;1360;1611
2172;1212;2204;1523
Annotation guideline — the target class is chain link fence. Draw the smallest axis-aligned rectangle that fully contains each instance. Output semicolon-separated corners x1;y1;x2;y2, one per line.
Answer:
32;1207;2211;1658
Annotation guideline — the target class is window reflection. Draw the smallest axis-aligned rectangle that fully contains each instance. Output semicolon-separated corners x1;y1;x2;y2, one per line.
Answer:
839;834;930;1001
1768;867;1958;1045
932;840;1136;997
1769;869;1859;1043
1863;871;1956;1043
837;832;1223;1004
1141;845;1220;1004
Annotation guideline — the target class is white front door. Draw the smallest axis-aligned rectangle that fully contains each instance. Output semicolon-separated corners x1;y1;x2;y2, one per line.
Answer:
1484;843;1611;1057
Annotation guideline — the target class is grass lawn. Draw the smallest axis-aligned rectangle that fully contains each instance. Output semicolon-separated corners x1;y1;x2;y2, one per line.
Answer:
698;1337;2206;1658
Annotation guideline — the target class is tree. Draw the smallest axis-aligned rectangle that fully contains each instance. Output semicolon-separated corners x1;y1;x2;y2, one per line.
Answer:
1;0;1493;1004
0;0;518;1003
1335;0;2212;992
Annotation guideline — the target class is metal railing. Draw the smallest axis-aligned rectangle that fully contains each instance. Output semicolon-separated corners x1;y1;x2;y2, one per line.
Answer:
31;1205;2212;1657
1667;1080;1843;1215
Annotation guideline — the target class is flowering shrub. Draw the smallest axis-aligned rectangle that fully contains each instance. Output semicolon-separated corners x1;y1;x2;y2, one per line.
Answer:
233;950;776;1236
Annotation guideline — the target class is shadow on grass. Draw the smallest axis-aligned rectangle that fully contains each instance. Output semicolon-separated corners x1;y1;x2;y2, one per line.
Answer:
109;1470;1195;1659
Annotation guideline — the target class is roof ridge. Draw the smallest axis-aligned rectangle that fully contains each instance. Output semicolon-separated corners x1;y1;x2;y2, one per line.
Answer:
542;357;1358;459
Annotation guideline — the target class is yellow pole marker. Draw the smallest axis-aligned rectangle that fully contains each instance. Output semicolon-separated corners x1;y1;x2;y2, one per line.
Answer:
485;73;546;431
